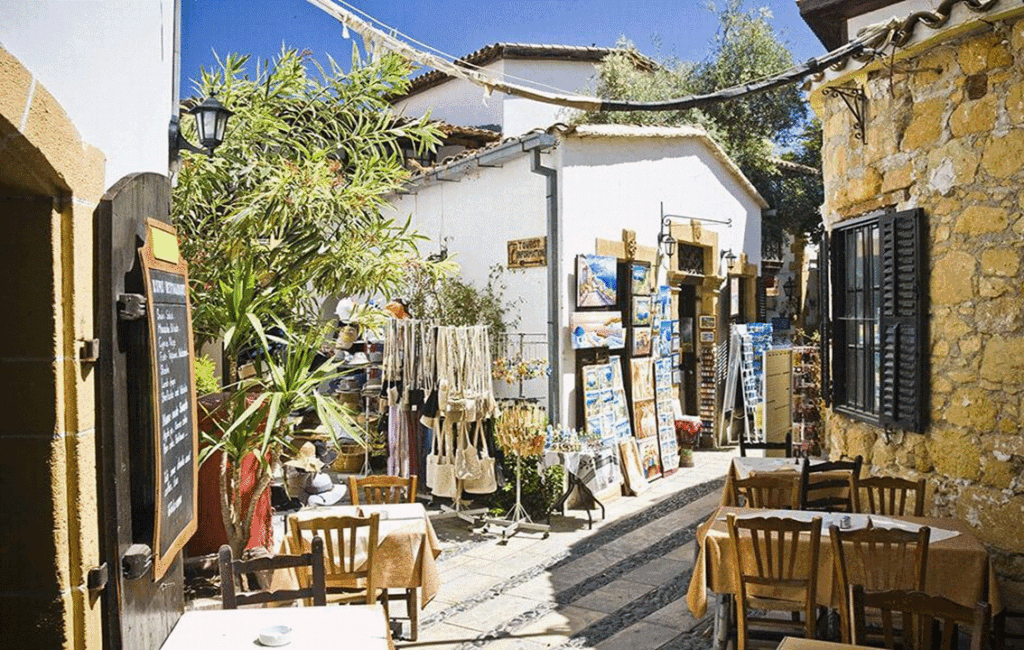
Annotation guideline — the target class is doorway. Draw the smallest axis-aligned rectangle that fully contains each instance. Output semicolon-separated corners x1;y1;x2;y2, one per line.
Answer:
677;284;699;415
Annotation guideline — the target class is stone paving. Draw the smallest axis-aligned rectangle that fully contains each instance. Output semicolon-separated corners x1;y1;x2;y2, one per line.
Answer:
401;449;736;650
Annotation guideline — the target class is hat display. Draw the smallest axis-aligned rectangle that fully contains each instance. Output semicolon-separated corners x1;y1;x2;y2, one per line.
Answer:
283;442;323;473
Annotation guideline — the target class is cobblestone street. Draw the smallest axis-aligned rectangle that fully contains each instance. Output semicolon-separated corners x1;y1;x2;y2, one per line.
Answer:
406;450;735;650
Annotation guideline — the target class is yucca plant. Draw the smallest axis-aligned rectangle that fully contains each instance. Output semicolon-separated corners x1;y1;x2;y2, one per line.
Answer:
199;318;359;556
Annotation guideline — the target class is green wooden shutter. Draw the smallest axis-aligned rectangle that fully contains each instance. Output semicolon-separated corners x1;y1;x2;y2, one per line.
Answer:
878;208;926;432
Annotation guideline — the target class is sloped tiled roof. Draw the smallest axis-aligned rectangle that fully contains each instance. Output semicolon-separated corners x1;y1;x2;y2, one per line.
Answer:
391;42;656;101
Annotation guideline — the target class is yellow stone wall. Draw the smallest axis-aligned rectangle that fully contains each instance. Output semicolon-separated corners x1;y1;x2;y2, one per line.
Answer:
0;45;105;649
812;14;1024;603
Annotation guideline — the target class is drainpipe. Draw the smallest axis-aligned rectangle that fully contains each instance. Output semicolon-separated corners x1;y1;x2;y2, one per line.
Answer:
531;146;560;426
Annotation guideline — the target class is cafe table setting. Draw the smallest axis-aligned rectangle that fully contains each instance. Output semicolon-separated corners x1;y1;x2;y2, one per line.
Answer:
274;502;442;608
160;603;394;649
720;457;832;507
686;506;1003;620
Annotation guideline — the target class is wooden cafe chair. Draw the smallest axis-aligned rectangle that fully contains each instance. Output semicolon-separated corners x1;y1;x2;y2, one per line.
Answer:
853;475;926;517
731;474;799;510
218;536;327;608
727;513;823;650
347;474;420;640
849;584;991;650
289;513;381;606
349;474;418;505
831;522;931;643
740;432;793;458
799;455;862;512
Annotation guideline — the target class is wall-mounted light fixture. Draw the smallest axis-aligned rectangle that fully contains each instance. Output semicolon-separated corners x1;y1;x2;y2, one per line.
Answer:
783;276;798;307
169;94;233;161
657;217;677;262
720;248;737;272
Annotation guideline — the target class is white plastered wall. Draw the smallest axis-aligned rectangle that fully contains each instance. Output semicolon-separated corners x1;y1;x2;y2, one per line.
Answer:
554;134;764;426
388;153;552;401
0;0;176;187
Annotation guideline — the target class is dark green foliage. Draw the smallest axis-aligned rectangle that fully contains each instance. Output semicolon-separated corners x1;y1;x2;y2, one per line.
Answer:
404;264;521;340
486;454;565;521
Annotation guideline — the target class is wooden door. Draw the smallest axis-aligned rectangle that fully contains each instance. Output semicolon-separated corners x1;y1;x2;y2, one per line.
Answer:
95;173;185;649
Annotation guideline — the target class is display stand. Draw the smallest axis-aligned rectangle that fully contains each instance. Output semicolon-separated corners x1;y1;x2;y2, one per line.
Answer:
479;456;550;541
432;480;488;524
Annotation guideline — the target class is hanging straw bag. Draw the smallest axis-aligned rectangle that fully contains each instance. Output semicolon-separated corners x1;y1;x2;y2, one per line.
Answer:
463;424;497;494
454;422;483;480
429;420;458;498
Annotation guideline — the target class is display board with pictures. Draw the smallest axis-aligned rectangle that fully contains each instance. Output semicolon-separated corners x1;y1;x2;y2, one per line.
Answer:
654;358;679;472
629;357;660;478
576;254;619;308
582;360;632;443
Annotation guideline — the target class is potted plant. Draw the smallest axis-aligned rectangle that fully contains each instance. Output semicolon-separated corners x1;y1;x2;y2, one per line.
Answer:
199;318;361;557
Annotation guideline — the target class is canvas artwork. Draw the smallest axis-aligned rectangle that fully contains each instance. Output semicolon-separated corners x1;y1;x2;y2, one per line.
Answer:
631;263;651;295
632;296;652;326
618;439;650;496
630;358;654;401
637;438;662;480
633;399;658;439
576;254;619;308
699;315;716;330
632;327;653;356
571;312;625;349
700;330;716;343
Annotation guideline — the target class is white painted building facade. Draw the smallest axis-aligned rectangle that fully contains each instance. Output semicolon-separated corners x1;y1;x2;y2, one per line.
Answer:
390;124;767;427
0;0;178;186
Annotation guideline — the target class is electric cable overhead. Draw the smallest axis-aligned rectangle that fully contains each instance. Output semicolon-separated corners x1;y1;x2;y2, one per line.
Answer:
307;0;890;113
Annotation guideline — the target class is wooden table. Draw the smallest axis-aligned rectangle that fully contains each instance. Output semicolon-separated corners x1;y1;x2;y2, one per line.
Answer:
720;457;833;507
687;507;1003;649
160;604;394;649
280;502;442;607
777;637;874;650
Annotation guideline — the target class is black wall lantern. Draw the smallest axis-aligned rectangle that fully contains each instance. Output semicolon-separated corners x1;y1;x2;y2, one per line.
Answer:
169;94;233;160
657;217;677;262
783;276;798;307
720;248;737;272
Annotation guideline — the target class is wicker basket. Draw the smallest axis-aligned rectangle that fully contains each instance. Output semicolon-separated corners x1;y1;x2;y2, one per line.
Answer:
331;444;365;473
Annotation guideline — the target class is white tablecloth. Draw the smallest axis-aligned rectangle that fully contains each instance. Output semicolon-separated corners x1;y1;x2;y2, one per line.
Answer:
161;604;393;649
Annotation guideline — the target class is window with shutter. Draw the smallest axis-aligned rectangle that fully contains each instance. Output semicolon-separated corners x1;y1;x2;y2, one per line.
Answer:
828;209;926;431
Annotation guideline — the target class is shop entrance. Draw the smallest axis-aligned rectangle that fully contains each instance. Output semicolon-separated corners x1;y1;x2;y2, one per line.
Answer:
677;284;699;415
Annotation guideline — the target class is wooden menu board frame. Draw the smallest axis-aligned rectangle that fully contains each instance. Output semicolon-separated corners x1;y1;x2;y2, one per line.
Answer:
139;219;199;580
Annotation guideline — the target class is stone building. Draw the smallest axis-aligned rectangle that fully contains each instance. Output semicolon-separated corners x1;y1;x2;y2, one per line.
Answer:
799;0;1024;605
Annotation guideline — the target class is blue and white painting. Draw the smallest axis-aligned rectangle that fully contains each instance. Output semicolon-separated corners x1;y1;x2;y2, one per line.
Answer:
571;311;625;349
576;255;619;308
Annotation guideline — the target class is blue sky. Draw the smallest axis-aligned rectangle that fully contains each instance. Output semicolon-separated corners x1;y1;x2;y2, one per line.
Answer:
180;0;827;95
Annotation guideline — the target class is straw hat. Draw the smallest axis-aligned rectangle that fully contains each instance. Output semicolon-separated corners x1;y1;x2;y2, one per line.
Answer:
283;442;324;473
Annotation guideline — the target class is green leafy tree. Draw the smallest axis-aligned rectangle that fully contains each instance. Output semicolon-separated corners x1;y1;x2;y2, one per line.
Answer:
404;263;521;341
174;47;443;363
580;1;822;236
174;47;444;553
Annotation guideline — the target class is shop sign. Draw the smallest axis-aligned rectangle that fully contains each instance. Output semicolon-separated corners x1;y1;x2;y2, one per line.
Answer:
507;237;547;268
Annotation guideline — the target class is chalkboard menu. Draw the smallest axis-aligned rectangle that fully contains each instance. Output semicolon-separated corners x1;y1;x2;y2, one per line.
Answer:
140;220;198;580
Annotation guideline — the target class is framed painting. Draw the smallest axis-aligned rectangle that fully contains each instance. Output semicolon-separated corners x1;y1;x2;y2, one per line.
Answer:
576;254;619;308
630;262;652;295
571;312;625;349
699;315;716;330
631;327;652;356
631;296;652;326
700;330;716;343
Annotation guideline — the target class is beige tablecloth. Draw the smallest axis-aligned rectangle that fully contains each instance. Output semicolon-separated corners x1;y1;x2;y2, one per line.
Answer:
720;457;845;507
278;503;442;608
686;506;1002;618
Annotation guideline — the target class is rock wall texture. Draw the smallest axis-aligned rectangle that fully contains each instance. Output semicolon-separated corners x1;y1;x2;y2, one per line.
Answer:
812;14;1024;602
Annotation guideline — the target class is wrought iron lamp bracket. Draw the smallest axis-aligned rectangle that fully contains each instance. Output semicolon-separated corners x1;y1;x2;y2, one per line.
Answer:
823;85;867;143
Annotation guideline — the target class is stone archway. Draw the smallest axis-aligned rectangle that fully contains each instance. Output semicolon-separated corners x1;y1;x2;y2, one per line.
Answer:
1;45;106;650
